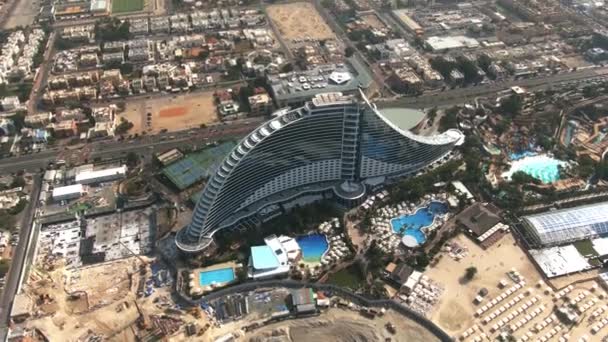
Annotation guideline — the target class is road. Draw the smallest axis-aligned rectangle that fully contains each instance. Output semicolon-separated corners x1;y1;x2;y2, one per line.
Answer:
383;66;608;108
312;0;395;96
28;32;56;115
0;120;262;173
5;64;608;171
0;174;42;342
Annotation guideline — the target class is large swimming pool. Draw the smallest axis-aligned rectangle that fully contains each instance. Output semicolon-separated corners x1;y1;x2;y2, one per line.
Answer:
503;154;566;184
391;201;448;245
296;234;329;263
200;267;235;286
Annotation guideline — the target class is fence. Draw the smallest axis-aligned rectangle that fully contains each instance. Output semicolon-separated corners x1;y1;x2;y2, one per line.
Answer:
185;279;453;342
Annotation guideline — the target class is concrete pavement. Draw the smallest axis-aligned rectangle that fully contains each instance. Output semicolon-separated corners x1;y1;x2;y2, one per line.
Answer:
0;174;42;342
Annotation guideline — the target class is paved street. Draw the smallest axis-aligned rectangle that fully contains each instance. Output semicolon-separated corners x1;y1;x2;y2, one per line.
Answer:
0;119;262;173
28;32;56;115
385;67;608;108
0;174;41;342
3;63;608;173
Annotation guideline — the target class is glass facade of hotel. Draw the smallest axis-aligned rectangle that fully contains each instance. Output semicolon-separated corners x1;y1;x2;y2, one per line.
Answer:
176;93;464;252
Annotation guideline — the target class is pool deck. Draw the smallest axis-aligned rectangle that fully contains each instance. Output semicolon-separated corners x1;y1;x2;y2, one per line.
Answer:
194;261;239;288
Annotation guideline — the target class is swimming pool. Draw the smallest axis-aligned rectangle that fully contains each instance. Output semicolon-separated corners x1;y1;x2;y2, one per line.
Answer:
391;201;448;246
510;150;537;160
296;234;329;263
199;267;235;286
503;154;566;184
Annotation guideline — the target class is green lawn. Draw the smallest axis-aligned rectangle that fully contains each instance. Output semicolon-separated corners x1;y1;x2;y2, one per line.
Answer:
112;0;144;13
326;265;365;290
573;239;603;267
573;239;599;257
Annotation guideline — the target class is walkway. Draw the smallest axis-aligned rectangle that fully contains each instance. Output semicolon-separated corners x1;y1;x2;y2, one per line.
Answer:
191;279;452;342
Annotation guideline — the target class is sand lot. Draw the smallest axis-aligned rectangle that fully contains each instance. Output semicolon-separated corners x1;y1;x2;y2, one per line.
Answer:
267;3;336;44
425;233;543;334
424;233;608;341
360;13;386;30
235;308;439;342
120;91;217;134
24;258;144;341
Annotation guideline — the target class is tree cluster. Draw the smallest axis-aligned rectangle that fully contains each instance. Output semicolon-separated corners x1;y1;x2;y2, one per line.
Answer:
95;18;130;42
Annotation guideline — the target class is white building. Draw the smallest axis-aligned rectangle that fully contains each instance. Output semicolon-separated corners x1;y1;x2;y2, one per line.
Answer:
1;96;20;112
52;184;85;201
424;36;480;52
247;235;300;279
75;165;127;184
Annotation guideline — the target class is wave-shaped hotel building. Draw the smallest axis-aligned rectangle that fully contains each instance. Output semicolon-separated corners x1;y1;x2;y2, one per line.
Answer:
176;92;464;253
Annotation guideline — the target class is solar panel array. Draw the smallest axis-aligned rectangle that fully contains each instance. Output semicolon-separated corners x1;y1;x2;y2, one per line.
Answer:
523;201;608;246
162;141;236;190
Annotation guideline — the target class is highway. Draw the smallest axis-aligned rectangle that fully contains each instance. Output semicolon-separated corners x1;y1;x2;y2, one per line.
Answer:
0;174;42;342
384;66;608;108
3;62;608;172
0;119;263;173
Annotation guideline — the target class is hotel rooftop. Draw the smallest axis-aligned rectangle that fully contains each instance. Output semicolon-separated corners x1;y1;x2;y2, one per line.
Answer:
268;57;373;107
248;235;300;279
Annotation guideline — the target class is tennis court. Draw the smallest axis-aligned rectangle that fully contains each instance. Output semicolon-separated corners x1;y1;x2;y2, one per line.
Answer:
162;142;236;190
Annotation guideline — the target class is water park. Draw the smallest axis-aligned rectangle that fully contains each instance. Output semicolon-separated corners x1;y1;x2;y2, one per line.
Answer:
502;153;567;184
366;194;451;252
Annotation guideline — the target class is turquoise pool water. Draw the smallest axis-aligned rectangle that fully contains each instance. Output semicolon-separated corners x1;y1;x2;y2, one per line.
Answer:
391;201;448;244
200;267;235;286
510;150;537;160
505;154;566;184
296;234;329;263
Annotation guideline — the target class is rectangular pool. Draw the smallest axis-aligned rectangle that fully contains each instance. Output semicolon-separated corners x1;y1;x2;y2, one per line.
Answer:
200;267;235;286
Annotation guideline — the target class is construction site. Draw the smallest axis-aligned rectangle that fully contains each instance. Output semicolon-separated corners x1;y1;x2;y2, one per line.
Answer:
14;254;208;341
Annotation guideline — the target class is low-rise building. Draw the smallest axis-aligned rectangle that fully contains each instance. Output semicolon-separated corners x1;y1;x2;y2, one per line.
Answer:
150;17;170;34
456;202;508;248
290;288;316;314
90;0;109;15
52;184;85;201
384;262;422;294
247;235;298;279
53;120;78;138
102;52;124;65
387;67;422;94
75;165;127;184
424;36;480;52
248;92;272;116
1;96;20;111
129;18;149;35
25;112;52;128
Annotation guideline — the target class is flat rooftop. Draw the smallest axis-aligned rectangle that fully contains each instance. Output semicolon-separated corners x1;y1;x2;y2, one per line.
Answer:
269;57;373;102
377;107;425;131
251;245;280;270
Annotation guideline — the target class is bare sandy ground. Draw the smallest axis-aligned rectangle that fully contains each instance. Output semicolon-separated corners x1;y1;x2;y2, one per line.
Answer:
1;0;37;29
23;258;145;341
242;308;439;342
426;233;543;334
267;2;336;43
120;91;217;134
